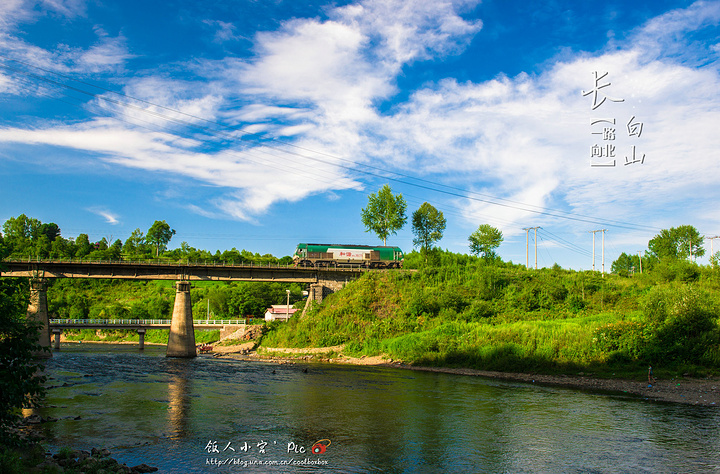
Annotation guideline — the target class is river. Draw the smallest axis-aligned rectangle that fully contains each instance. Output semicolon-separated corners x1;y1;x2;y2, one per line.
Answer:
34;344;719;473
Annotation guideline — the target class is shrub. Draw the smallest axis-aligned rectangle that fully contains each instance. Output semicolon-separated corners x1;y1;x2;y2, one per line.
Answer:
463;299;494;321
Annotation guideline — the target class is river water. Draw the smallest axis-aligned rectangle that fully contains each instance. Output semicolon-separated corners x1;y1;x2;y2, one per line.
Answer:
34;344;719;473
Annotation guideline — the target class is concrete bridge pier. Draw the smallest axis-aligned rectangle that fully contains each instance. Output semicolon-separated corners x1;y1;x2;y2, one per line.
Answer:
27;278;52;358
138;329;146;350
52;328;62;350
166;281;196;358
310;278;347;304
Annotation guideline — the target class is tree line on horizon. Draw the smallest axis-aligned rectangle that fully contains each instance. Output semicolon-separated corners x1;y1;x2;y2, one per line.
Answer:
0;214;291;265
360;185;717;275
361;184;504;261
0;198;715;276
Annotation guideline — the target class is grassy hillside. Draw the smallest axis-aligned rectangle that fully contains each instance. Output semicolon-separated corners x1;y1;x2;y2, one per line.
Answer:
262;251;720;378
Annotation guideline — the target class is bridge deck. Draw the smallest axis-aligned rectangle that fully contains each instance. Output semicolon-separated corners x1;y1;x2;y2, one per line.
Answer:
1;259;367;282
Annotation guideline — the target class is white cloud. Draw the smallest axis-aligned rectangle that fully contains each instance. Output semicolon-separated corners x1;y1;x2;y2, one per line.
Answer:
87;207;120;225
203;19;242;43
0;0;32;31
75;33;133;73
0;3;131;75
40;0;87;18
334;0;481;65
353;2;720;237
1;0;718;235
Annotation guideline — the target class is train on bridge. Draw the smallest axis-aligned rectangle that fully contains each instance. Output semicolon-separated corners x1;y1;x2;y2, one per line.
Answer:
293;243;404;269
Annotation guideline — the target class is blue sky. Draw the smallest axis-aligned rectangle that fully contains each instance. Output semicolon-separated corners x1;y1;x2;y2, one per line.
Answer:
1;0;719;269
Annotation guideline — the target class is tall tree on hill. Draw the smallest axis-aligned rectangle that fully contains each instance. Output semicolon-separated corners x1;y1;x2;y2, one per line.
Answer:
122;228;147;257
2;214;40;257
361;185;407;246
412;202;446;257
648;225;704;260
468;224;503;260
147;220;176;257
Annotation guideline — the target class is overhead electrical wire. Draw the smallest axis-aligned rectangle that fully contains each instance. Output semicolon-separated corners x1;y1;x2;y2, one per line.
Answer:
0;56;662;233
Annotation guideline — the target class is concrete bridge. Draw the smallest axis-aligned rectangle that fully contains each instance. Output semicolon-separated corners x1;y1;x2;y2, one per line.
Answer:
1;259;365;358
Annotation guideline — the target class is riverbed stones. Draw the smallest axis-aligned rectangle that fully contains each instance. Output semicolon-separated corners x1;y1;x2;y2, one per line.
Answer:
131;463;159;473
42;446;159;473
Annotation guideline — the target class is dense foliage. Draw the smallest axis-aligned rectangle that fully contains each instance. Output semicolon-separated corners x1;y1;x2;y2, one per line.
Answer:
3;214;720;381
263;249;720;377
0;278;47;448
44;279;305;323
1;214;292;265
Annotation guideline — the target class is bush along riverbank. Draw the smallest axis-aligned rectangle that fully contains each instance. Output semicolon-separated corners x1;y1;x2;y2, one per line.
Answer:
261;251;720;381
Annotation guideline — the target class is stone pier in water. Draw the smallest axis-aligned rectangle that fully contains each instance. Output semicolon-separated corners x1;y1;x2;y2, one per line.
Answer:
166;281;196;358
27;279;51;358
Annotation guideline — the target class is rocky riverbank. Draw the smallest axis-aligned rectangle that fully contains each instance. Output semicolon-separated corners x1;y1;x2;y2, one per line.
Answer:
36;447;158;473
11;415;159;474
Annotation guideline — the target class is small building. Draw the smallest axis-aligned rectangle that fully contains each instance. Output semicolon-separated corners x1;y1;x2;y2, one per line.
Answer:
264;305;298;322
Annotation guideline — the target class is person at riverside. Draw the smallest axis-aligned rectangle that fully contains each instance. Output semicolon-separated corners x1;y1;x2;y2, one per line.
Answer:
648;365;657;386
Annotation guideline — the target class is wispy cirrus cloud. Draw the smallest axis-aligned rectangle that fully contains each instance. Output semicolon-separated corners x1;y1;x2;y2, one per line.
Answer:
87;206;120;225
0;1;132;74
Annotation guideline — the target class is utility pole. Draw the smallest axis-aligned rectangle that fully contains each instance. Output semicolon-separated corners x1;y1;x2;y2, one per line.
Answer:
637;250;643;274
589;229;607;274
707;236;720;267
602;229;606;275
535;227;540;270
523;227;540;270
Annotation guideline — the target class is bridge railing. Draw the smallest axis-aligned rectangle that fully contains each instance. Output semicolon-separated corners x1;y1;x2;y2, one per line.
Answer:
49;319;248;325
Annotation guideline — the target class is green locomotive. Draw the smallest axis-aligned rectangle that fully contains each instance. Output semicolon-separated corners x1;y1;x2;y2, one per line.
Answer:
293;243;404;268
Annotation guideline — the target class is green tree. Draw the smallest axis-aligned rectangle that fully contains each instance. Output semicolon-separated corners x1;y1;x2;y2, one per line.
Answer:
108;239;123;260
411;202;446;256
0;279;46;446
2;215;41;257
74;234;92;258
361;185;407;246
146;220;176;257
611;252;643;276
468;224;503;260
123;228;145;256
49;236;73;259
648;225;704;261
37;223;60;242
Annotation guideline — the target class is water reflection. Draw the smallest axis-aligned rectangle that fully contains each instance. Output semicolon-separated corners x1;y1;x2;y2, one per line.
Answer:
38;346;720;473
166;359;192;440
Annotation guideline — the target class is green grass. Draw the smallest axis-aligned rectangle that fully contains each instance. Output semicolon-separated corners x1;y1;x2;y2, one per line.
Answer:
260;255;720;379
